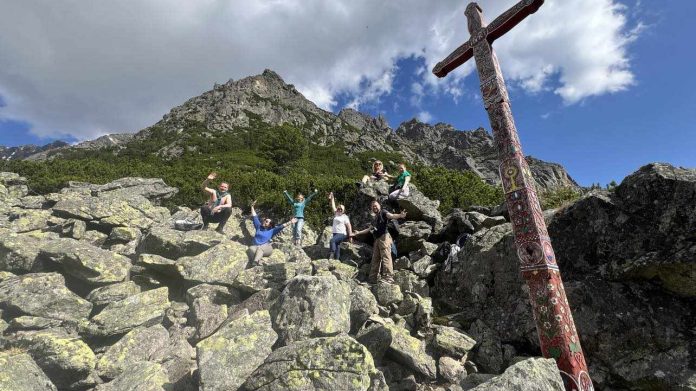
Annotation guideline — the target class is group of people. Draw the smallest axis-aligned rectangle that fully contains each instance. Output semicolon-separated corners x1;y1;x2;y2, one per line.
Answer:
198;161;412;284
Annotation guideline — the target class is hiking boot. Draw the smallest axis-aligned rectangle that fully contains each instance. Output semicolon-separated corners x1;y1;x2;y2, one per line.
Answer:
202;224;209;230
215;227;225;234
381;276;395;284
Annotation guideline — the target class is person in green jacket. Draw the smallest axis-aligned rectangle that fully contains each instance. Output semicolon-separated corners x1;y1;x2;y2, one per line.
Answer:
283;188;318;246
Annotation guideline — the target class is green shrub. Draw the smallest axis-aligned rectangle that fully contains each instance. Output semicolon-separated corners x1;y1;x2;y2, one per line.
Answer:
539;186;582;210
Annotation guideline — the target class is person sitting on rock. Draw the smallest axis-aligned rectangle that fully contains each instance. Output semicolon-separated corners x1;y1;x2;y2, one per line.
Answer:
248;200;297;266
328;192;352;260
351;199;407;284
283;188;318;246
388;162;412;201
358;160;393;187
200;172;232;233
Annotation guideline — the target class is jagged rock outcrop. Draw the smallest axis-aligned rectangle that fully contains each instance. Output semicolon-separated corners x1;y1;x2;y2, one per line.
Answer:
434;163;696;390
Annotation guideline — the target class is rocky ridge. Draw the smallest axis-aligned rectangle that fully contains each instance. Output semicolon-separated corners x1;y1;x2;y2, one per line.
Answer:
3;70;577;192
1;162;694;390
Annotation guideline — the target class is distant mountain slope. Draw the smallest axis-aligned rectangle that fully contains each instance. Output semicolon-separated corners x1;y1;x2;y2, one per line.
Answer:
2;69;577;192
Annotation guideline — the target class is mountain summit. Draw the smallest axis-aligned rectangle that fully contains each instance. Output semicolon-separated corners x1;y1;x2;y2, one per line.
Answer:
2;69;577;192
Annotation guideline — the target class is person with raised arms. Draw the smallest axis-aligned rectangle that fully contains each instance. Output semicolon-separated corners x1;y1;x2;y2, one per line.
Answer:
247;200;297;266
283;188;318;246
327;192;352;260
200;172;232;233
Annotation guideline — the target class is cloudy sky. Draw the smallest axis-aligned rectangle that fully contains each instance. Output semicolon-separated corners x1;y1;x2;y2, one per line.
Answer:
1;0;694;186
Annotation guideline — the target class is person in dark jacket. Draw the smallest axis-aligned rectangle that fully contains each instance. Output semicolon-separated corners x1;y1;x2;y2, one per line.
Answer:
351;199;407;284
200;172;232;233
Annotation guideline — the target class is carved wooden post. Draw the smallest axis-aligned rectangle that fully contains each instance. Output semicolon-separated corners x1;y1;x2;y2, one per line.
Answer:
433;2;593;390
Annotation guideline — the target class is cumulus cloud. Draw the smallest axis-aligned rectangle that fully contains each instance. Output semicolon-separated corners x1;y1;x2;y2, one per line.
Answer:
0;0;639;140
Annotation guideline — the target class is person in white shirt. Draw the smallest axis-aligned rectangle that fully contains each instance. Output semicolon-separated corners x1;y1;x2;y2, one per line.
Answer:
328;192;352;260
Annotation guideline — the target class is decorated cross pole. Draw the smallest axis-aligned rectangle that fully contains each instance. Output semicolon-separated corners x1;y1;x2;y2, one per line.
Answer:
433;1;593;390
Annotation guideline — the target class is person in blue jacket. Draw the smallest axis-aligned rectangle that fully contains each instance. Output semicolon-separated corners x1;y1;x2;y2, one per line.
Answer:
247;200;297;266
283;188;318;246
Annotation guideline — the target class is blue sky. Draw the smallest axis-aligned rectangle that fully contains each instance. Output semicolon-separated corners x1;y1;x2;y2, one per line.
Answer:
1;0;693;187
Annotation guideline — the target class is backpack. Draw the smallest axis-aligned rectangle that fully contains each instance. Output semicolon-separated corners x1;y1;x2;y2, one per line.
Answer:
174;219;203;231
387;219;400;239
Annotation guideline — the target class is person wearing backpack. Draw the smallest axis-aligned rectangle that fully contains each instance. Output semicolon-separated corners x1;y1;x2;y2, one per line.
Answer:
351;199;407;284
200;172;233;233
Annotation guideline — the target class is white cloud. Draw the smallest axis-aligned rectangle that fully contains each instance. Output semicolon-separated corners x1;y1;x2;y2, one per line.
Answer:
0;0;639;140
416;111;434;124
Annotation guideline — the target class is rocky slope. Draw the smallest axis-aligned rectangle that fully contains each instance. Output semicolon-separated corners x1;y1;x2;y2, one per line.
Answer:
0;171;567;391
0;141;69;161
3;70;577;192
0;162;694;390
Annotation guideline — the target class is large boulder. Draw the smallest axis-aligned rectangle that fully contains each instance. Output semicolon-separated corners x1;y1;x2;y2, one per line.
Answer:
86;282;141;307
0;351;57;390
0;229;51;273
7;328;97;390
51;191;169;231
7;209;53;232
65;177;178;204
350;284;379;333
84;287;170;337
469;357;564;391
395;221;432;255
240;335;387;391
95;361;169;391
271;275;351;346
177;241;249;286
383;324;437;380
96;324;170;379
197;310;277;391
233;262;312;294
39;238;131;286
137;226;224;259
0;273;92;321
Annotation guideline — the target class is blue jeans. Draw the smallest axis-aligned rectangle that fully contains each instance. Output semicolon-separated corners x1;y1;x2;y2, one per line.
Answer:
330;233;348;259
293;218;304;243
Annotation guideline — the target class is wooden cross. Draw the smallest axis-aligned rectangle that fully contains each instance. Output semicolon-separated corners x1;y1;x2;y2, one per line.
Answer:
433;2;594;391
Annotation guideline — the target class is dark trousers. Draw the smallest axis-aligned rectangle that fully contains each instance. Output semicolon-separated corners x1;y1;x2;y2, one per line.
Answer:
200;205;232;230
329;233;348;259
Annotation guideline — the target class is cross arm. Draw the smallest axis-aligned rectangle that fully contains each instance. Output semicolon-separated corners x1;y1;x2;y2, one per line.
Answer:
486;0;544;43
432;40;473;78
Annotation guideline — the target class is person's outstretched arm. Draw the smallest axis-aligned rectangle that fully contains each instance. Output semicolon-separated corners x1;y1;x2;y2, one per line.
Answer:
328;192;337;213
283;190;294;204
202;172;216;195
352;225;371;236
346;221;353;242
250;200;260;229
385;210;407;220
273;217;297;235
304;189;319;205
